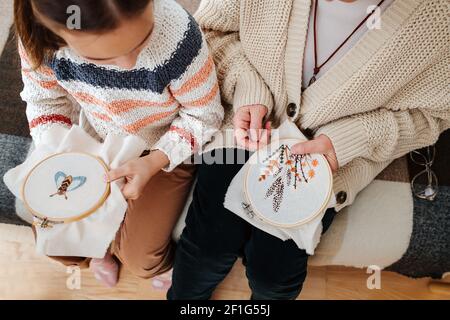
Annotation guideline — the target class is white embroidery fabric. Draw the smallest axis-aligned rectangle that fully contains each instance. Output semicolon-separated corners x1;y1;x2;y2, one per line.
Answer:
224;120;336;254
3;125;147;258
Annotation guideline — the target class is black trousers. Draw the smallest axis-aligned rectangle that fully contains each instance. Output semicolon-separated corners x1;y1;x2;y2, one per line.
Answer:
167;149;336;300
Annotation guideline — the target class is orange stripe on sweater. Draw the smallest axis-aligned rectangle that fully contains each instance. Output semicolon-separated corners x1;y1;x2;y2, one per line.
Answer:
18;45;54;77
124;110;178;134
23;65;55;77
89;111;112;122
71;92;176;115
71;92;107;109
183;83;220;108
23;70;58;89
171;56;215;97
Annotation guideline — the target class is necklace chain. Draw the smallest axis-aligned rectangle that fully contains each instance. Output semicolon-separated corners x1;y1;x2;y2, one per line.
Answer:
308;0;386;87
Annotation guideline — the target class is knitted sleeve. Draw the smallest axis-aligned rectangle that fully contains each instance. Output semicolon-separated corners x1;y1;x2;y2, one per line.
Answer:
318;107;450;168
152;25;224;172
316;54;450;168
194;0;274;114
18;43;74;146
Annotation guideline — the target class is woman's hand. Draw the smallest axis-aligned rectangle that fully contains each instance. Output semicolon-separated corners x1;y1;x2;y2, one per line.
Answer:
233;104;271;151
105;150;169;200
291;134;339;172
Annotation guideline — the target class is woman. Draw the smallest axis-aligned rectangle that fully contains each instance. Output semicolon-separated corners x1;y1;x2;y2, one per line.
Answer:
14;0;223;287
168;0;449;300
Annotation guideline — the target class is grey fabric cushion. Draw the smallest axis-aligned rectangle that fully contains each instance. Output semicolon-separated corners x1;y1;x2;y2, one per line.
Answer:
0;25;33;226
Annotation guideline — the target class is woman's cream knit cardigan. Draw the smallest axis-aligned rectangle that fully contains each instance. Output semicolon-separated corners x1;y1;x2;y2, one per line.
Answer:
196;0;450;211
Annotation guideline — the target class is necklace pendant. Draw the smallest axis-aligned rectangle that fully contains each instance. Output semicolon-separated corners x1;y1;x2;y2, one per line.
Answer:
308;75;317;87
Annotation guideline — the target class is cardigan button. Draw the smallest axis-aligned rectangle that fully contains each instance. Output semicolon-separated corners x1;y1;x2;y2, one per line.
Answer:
336;191;347;205
301;128;314;140
286;103;297;118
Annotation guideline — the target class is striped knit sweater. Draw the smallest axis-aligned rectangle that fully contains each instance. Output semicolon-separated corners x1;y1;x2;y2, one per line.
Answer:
19;0;224;171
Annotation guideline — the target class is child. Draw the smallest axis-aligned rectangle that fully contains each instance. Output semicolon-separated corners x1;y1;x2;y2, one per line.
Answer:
14;0;223;287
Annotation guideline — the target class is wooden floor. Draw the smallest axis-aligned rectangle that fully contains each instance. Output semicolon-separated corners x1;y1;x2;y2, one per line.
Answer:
0;223;448;300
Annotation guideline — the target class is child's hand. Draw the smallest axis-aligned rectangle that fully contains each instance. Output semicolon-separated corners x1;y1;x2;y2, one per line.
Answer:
291;135;339;172
233;104;271;151
106;150;169;200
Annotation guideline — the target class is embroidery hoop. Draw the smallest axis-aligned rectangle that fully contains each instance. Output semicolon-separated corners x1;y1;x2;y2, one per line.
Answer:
22;152;111;228
243;138;333;228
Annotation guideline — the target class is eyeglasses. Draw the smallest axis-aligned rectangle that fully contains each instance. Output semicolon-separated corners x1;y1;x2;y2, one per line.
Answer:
409;145;439;201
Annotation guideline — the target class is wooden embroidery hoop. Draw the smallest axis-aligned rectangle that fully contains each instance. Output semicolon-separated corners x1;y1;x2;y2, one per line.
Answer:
22;152;111;228
243;138;333;228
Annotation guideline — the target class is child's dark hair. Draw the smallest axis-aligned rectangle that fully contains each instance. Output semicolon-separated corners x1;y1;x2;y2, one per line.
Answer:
14;0;152;69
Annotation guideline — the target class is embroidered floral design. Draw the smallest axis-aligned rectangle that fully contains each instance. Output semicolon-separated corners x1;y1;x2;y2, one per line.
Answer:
259;145;319;213
265;176;284;212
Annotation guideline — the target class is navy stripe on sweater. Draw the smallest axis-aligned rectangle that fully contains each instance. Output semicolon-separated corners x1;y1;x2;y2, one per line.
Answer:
49;14;202;93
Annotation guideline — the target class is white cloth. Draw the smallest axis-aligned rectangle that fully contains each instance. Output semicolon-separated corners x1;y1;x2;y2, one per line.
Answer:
302;0;394;86
224;120;336;254
3;125;147;258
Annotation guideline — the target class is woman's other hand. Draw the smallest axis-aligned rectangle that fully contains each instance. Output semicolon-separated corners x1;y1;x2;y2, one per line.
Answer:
291;135;339;172
233;104;271;151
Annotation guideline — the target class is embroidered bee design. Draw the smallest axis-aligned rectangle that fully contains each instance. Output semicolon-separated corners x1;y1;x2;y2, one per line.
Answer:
49;171;87;200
